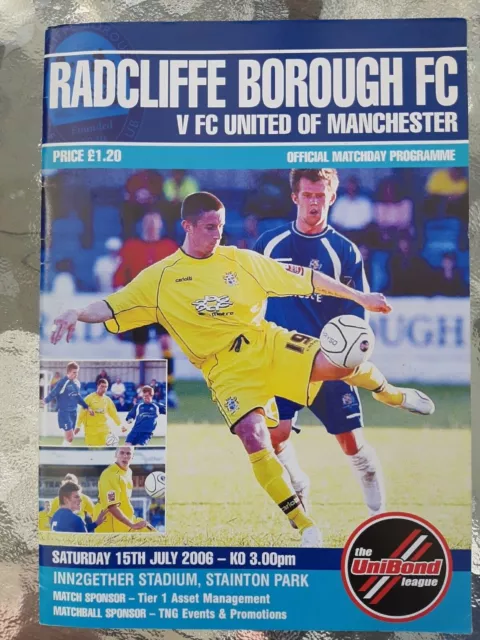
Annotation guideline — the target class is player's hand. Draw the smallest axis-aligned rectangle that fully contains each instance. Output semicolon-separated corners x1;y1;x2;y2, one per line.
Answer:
73;427;80;435
131;520;147;530
88;408;95;416
95;509;108;526
121;426;128;433
358;292;392;314
50;309;79;344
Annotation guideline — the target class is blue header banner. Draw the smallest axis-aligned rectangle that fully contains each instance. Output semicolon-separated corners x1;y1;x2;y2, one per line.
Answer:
43;19;468;146
39;545;471;571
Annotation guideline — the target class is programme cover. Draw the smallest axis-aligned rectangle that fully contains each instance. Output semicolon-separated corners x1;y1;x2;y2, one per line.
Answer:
39;19;471;632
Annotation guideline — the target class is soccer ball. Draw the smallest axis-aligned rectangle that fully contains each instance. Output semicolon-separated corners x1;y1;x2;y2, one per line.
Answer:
144;471;166;499
320;315;375;368
106;433;119;447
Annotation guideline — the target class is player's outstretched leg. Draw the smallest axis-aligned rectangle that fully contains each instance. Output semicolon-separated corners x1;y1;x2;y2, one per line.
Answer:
234;410;321;547
310;353;435;416
336;431;385;517
343;362;435;416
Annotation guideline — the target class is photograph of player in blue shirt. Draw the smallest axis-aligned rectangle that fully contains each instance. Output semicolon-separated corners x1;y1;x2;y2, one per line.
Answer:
122;385;166;446
50;481;106;533
41;361;94;446
254;169;433;522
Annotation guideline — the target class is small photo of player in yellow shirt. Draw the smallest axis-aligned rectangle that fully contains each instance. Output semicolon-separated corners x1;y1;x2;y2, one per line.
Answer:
75;378;121;446
95;446;155;533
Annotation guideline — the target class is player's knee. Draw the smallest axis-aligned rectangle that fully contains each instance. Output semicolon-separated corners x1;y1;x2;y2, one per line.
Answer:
311;351;354;382
234;412;271;453
336;429;365;456
269;420;292;451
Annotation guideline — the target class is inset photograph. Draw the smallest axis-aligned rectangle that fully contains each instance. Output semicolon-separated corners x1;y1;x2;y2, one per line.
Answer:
39;446;166;534
39;359;167;447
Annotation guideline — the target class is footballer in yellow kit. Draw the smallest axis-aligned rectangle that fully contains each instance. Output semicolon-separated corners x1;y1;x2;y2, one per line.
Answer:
75;378;121;446
105;241;319;428
95;446;151;533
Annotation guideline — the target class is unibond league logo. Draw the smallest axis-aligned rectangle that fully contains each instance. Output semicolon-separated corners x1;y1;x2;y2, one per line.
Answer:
341;512;452;623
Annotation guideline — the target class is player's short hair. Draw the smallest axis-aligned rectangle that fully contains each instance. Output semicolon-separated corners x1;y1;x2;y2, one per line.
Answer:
289;169;339;194
97;378;108;387
66;361;79;372
59;481;80;505
181;191;225;224
142;385;154;394
63;473;78;484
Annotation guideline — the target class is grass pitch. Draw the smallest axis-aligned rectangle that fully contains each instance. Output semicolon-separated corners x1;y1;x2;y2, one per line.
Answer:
41;382;470;549
166;382;470;548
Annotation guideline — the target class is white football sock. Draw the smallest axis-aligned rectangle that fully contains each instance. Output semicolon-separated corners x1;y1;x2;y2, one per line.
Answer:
348;444;385;516
276;439;310;496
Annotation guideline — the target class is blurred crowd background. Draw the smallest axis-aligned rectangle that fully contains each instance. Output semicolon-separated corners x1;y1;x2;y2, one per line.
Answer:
42;167;469;297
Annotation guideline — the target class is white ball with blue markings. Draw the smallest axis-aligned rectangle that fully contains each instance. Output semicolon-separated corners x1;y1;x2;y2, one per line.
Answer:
320;315;375;368
144;471;166;499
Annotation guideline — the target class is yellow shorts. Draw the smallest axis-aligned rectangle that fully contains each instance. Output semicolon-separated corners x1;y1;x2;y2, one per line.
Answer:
85;430;109;447
202;323;322;430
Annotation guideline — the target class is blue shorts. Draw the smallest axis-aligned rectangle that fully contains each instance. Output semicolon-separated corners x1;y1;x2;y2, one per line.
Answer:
275;380;363;434
57;410;77;432
125;430;153;446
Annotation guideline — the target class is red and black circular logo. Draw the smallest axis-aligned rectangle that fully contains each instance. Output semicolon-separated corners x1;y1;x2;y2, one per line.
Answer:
341;512;452;623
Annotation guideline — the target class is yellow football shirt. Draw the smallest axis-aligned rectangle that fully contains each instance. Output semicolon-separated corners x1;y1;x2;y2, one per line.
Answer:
76;392;121;441
38;510;51;532
95;463;135;533
48;494;94;520
105;246;314;368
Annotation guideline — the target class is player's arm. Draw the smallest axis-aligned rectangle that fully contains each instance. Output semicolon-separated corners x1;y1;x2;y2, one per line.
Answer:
155;401;166;415
86;509;107;532
311;269;389;313
243;249;390;314
76;393;90;411
43;378;63;403
51;267;159;345
122;406;137;433
74;407;86;435
99;474;145;529
108;505;147;530
107;398;122;427
337;244;370;319
51;301;113;345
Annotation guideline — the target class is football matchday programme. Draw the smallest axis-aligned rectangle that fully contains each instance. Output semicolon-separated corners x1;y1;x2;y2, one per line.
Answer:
38;18;471;632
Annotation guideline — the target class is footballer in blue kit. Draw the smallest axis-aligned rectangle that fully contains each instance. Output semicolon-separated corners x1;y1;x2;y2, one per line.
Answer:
50;480;106;533
254;169;385;518
42;361;94;446
123;385;166;446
